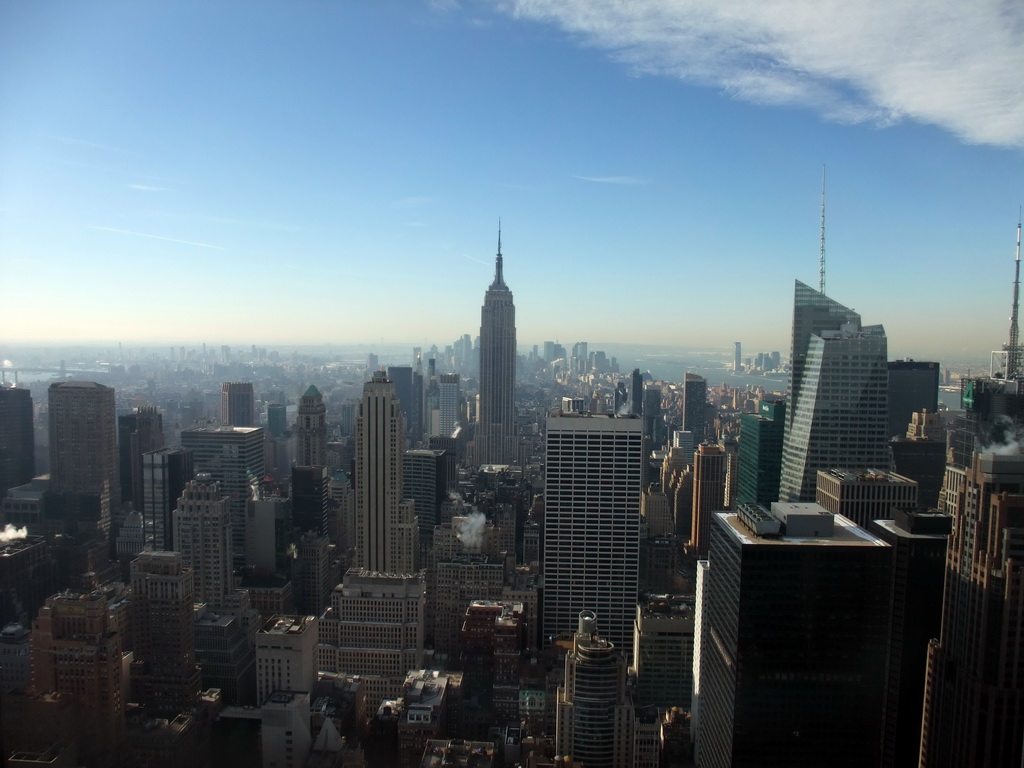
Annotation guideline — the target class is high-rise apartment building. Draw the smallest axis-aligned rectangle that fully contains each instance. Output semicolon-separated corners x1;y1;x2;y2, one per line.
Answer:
477;232;517;465
181;425;264;568
354;372;417;574
118;406;164;512
682;373;707;444
172;474;233;605
736;398;785;506
698;503;890;768
0;387;35;497
48;381;120;531
555;610;633;768
779;282;890;502
294;385;327;467
255;614;319;705
129;551;201;715
141;446;193;550
920;453;1024;767
543;413;643;654
220;382;255;427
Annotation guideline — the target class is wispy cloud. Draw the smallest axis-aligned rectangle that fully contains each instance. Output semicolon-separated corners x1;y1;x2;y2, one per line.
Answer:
50;135;140;155
574;175;649;185
492;0;1024;147
90;226;225;250
128;184;169;192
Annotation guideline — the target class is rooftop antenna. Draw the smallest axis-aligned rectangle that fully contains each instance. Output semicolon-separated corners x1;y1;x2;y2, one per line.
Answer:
1007;210;1022;380
492;218;505;287
819;165;826;295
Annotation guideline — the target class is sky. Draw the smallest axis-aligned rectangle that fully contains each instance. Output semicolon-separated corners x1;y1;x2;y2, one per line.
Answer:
1;0;1023;362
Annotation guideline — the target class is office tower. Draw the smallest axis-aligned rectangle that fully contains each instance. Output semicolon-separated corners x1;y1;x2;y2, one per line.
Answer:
733;341;742;372
266;402;287;438
354;372;417;574
633;596;695;709
736;399;786;506
220;382;255;427
642;385;663;448
118;406;164;512
430;553;504;654
255;615;319;705
682;373;707;443
403;448;451;542
293;532;332;616
459;601;525;725
141;446;194;550
887;359;939;438
555;611;633;768
411;364;424;447
543;413;643;654
317;568;425;707
387;365;414;440
291;464;330;536
425;362;441;438
295;385;327;467
814;468;918;528
260;691;311;768
697;504;890;768
0;534;55;628
779;281;890;502
30;590;125;767
129;551;201;715
48;380;119;531
438;373;461;438
869;510;950;768
172;474;233;605
195;605;257;705
689;443;726;559
477;231;517;465
181;425;264;568
0;387;34;497
920;453;1024;767
630;369;644;416
890;409;947;509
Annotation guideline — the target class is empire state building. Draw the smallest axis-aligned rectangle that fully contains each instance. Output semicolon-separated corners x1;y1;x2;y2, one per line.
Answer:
477;229;517;465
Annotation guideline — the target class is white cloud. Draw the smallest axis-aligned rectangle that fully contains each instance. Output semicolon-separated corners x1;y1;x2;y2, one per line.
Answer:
574;174;649;184
90;226;225;250
491;0;1024;147
128;184;169;192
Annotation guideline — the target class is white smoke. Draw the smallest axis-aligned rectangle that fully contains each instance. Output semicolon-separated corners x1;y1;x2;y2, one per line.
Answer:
456;511;487;552
0;524;28;543
978;415;1024;456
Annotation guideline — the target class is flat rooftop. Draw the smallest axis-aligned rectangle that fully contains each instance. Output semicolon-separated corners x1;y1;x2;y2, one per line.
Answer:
717;512;889;548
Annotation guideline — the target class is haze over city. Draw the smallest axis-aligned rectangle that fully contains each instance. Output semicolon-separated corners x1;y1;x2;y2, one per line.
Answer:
2;1;1023;359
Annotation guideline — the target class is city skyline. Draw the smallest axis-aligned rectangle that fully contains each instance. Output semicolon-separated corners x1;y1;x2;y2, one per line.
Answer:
2;2;1023;358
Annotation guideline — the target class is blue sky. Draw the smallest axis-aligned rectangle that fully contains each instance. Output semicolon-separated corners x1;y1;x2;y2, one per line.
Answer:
1;0;1023;361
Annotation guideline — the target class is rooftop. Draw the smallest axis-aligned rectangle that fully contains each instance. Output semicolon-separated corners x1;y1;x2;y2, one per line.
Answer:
720;511;889;548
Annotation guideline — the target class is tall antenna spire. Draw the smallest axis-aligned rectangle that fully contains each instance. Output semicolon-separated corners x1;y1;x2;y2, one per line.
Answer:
492;218;505;288
819;165;827;295
1007;211;1022;380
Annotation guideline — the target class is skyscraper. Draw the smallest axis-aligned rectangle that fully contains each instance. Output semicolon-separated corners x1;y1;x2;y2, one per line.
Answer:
886;359;940;438
294;385;327;467
698;504;890;768
555;611;633;768
181;425;264;568
48;380;120;533
141;446;194;550
543;412;643;654
736;398;785;506
920;453;1024;767
689;443;727;559
630;369;644;417
172;474;234;605
118;406;164;512
477;229;517;465
220;382;255;427
438;373;461;438
354;372;417;574
779;281;890;502
682;373;708;444
0;387;34;497
129;551;201;715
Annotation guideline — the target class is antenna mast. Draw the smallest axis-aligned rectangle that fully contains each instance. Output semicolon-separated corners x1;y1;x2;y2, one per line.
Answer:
1007;212;1022;380
819;165;826;295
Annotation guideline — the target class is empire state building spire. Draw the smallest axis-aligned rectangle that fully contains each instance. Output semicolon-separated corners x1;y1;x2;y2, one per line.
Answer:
478;223;517;465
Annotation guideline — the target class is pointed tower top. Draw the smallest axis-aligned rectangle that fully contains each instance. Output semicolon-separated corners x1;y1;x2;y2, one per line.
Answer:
491;218;507;289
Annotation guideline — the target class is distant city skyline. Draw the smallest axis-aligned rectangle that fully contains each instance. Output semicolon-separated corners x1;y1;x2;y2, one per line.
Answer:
2;2;1023;358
